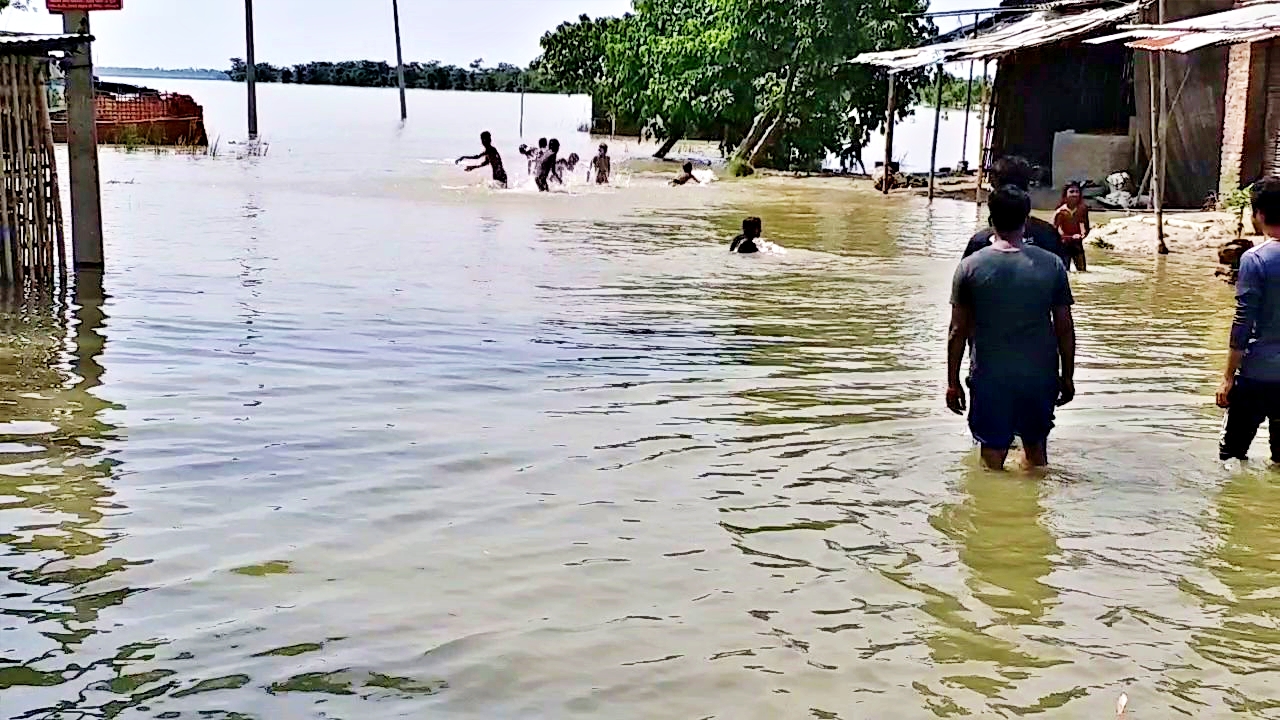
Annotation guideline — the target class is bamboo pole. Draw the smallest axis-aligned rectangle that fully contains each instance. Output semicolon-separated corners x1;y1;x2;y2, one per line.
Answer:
929;64;944;201
1148;49;1166;254
28;61;50;281
960;13;978;170
392;0;407;121
0;58;13;284
883;71;896;195
975;59;991;204
37;60;66;280
6;59;24;288
11;57;35;282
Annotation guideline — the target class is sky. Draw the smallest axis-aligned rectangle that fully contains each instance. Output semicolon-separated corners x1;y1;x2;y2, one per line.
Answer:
0;0;995;70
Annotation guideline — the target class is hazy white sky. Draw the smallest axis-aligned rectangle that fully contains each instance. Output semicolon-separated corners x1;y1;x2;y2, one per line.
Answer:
1;0;993;70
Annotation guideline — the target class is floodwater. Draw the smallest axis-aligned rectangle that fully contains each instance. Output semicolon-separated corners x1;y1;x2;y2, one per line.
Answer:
1;80;1273;720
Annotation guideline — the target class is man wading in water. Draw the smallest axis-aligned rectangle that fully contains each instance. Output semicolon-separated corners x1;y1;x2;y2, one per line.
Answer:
963;156;1066;264
1218;178;1280;463
947;185;1077;470
457;131;508;188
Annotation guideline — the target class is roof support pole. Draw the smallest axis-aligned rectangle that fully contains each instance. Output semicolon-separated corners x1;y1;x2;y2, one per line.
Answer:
883;71;896;195
1155;0;1169;254
929;64;944;201
975;58;991;204
959;13;978;171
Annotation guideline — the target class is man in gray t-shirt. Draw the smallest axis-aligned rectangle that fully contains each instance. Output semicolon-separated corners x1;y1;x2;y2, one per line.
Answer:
947;185;1077;470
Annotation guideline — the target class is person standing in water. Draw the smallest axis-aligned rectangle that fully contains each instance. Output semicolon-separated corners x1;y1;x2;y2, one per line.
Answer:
536;138;560;192
962;156;1065;263
456;131;508;188
1218;178;1280;463
729;217;762;254
589;144;611;184
672;162;700;186
947;184;1076;471
1054;182;1091;271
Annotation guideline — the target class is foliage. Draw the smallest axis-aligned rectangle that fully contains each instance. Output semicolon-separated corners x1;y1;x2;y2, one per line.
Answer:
920;72;990;110
532;0;935;168
228;58;549;94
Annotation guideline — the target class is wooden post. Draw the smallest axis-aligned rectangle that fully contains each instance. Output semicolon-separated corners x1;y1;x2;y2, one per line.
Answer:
1156;0;1169;254
883;71;896;195
392;0;407;121
1157;48;1167;254
960;13;979;170
929;64;944;201
62;12;103;270
245;0;259;140
974;59;991;204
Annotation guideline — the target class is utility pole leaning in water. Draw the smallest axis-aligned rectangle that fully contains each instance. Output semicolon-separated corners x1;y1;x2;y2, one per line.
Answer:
392;0;407;121
245;0;259;140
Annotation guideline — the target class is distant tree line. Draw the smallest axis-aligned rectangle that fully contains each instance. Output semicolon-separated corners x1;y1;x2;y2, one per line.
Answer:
228;58;551;93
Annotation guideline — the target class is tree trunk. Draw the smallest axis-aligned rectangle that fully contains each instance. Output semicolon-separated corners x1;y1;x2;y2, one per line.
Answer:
748;114;786;167
731;108;778;167
653;135;680;159
731;51;806;169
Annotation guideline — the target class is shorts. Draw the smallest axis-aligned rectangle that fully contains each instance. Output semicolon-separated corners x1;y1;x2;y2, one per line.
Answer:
1220;376;1280;462
968;375;1057;450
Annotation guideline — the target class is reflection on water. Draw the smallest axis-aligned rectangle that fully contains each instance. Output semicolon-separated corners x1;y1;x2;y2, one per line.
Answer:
1;85;1277;719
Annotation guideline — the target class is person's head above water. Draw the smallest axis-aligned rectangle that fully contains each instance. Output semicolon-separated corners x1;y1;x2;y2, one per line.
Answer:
480;131;492;146
538;138;548;149
682;162;694;174
988;184;1031;236
1061;181;1082;207
1251;177;1280;234
988;156;1034;192
742;217;762;239
549;138;561;152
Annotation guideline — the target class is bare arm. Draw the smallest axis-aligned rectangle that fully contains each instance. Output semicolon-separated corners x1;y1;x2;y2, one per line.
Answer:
466;154;492;172
456;151;483;163
1082;207;1091;236
947;305;973;392
1053;305;1076;405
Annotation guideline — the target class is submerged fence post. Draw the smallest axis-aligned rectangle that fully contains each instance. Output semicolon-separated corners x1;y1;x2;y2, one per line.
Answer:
62;12;103;270
929;64;944;201
883;71;896;195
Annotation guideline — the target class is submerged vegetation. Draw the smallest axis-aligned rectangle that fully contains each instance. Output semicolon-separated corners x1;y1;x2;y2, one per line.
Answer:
534;0;938;171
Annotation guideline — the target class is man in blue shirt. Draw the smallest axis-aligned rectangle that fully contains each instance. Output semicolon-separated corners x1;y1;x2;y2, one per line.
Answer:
1218;178;1280;462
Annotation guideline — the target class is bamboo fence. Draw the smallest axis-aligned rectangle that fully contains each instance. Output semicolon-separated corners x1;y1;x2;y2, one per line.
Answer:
0;54;66;286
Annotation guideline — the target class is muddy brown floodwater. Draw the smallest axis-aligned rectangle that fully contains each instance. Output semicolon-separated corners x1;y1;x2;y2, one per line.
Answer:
1;81;1274;720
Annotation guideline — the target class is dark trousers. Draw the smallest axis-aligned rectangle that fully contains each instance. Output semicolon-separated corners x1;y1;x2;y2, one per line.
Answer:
1220;377;1280;461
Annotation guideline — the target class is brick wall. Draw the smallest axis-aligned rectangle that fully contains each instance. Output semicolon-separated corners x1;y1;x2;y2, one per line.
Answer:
1220;44;1254;196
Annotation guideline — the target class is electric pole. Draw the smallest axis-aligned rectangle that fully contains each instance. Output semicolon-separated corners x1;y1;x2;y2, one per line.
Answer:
245;0;258;140
393;0;407;120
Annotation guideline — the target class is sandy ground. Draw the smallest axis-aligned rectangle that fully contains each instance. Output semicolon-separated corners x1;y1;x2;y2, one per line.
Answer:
1088;211;1253;260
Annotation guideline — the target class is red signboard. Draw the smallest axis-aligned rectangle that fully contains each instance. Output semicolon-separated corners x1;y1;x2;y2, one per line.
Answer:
47;0;122;11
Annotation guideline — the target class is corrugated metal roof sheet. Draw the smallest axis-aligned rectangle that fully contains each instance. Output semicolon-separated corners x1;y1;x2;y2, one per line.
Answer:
1085;1;1280;52
849;2;1140;71
0;33;89;52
